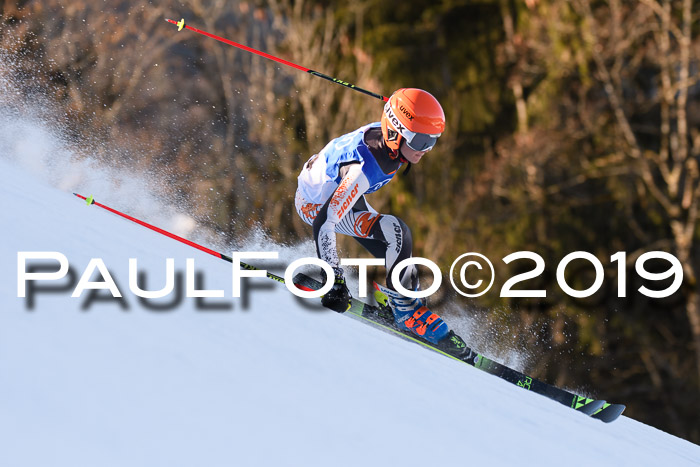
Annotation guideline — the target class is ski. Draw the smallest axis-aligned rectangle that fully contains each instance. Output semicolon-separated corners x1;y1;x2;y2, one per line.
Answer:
293;272;625;422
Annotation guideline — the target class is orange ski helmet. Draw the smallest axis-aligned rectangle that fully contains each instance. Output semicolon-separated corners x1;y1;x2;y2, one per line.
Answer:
381;88;445;157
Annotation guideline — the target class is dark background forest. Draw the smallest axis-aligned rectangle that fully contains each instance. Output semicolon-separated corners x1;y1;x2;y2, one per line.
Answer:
1;0;699;443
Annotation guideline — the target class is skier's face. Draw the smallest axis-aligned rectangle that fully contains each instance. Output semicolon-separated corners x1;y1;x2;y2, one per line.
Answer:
400;141;428;164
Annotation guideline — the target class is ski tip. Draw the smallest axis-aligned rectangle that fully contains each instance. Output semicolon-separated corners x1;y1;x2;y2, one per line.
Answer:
574;398;606;415
591;403;626;423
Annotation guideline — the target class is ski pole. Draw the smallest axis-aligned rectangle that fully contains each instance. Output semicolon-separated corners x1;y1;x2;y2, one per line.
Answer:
73;193;286;284
165;18;388;102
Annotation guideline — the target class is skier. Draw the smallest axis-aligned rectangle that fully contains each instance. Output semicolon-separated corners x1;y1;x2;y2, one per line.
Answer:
295;88;466;354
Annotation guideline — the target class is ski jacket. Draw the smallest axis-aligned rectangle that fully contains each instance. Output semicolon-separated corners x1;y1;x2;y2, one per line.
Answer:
297;122;397;205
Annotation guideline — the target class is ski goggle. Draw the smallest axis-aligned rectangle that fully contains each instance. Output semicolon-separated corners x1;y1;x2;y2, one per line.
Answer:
404;130;440;152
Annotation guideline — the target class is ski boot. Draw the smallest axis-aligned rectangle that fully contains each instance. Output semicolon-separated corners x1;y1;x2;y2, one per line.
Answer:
374;282;470;359
373;282;449;344
321;268;351;313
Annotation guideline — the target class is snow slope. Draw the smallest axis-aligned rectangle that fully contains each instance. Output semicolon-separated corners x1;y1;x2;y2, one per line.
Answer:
1;119;699;467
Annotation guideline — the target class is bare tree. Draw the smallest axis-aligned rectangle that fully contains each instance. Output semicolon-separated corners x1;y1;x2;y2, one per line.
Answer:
572;0;700;383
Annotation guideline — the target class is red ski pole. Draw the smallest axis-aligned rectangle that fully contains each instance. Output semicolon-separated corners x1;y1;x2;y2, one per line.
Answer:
73;193;287;284
165;18;388;102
